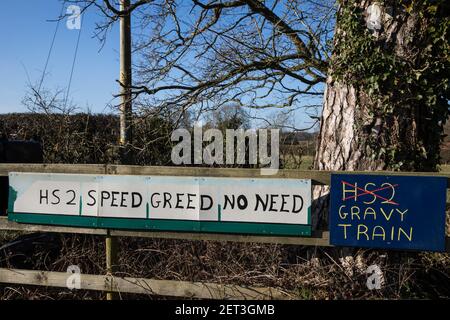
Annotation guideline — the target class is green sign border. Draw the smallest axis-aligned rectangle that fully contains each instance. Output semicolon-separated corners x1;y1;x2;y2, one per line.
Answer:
8;212;311;236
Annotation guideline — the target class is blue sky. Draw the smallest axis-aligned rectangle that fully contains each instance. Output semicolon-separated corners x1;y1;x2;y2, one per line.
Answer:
0;0;120;114
0;1;323;131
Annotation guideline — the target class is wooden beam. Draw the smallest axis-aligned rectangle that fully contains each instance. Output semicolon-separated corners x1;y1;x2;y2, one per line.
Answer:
0;163;106;176
105;230;119;300
0;217;108;236
109;229;331;246
0;164;448;250
0;217;330;246
105;165;332;185
0;268;291;299
2;217;449;251
2;217;450;251
1;163;450;186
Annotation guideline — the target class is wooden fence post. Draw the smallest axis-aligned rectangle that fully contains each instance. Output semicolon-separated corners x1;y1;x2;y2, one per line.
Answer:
106;230;119;300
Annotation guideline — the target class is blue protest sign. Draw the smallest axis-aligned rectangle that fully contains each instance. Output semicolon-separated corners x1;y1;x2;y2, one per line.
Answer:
330;174;447;252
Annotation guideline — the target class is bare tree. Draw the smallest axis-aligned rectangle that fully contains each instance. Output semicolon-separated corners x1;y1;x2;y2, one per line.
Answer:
312;0;450;228
70;0;335;129
69;1;449;228
315;0;450;173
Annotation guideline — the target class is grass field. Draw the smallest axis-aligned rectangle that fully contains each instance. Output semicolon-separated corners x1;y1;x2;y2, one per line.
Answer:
300;155;314;170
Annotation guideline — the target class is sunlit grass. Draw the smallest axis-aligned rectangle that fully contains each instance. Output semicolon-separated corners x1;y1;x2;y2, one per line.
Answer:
300;155;314;170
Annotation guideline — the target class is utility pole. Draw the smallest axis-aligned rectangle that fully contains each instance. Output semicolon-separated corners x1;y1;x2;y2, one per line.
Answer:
119;0;133;164
105;0;132;301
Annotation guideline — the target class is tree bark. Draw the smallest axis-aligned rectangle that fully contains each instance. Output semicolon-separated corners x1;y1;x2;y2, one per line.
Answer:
312;0;448;228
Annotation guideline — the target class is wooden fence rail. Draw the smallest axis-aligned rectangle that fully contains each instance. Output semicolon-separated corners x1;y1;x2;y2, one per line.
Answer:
2;163;450;185
0;217;331;247
0;268;290;300
0;163;449;299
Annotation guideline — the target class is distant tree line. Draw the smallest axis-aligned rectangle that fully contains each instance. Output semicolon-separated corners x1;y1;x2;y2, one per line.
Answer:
0;111;318;169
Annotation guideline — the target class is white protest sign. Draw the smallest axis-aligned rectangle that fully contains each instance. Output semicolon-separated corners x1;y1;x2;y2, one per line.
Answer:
9;172;312;236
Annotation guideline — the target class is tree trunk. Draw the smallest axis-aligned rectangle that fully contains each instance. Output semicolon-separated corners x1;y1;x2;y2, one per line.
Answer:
312;0;449;229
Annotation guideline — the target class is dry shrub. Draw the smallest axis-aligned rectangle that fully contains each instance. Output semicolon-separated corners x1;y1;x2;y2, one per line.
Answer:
0;113;449;299
2;231;449;299
0;113;174;165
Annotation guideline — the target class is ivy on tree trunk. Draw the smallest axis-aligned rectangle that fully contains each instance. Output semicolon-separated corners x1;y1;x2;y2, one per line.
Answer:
312;0;449;228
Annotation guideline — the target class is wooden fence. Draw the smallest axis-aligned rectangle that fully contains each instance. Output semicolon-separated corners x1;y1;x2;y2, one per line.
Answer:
0;163;449;300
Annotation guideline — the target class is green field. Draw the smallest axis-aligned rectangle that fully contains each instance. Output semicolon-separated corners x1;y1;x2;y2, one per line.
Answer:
300;155;314;170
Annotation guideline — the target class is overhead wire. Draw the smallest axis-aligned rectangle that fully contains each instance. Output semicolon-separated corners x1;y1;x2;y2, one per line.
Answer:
37;1;66;95
63;14;83;110
37;0;84;111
